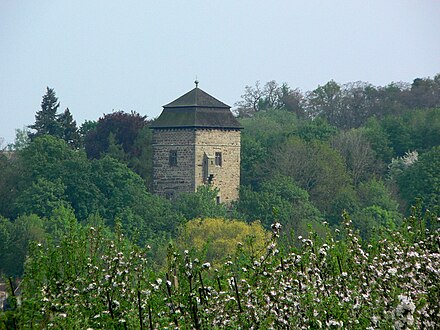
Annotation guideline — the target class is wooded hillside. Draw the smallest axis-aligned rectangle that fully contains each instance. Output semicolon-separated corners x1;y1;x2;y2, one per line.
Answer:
1;75;439;328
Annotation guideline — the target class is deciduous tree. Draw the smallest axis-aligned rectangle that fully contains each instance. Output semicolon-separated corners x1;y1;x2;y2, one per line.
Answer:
176;218;269;265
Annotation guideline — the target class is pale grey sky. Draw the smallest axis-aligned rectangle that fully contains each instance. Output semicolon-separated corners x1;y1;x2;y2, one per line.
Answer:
1;0;439;144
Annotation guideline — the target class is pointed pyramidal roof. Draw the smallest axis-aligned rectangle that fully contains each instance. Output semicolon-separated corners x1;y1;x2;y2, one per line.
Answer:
151;85;242;129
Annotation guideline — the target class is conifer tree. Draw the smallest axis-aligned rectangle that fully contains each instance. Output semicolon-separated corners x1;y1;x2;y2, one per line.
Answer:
58;108;81;148
29;87;61;140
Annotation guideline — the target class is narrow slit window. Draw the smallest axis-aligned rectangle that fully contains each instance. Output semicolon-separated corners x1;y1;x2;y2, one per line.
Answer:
215;152;222;166
169;150;177;166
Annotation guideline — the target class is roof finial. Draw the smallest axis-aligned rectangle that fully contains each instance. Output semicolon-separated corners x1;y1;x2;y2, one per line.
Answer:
194;77;199;88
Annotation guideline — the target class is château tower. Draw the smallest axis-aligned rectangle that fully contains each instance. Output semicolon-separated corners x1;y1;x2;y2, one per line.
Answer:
151;83;242;203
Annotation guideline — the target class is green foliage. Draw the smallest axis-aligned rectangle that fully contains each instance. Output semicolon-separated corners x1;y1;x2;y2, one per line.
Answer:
57;108;81;149
173;185;228;221
84;110;147;158
398;146;440;213
28;87;80;147
79;119;97;140
45;205;78;240
239;133;266;188
363;117;394;163
331;129;379;185
297;117;338;142
19;221;158;329
306;80;342;123
84;111;153;185
13;135;92;219
11;212;440;329
351;206;400;241
236;175;323;239
234;80;304;117
268;137;351;213
128;126;154;188
378;108;440;158
357;179;400;212
14;177;69;217
28;87;61;139
239;109;299;148
7;127;30;151
1;135;179;253
381;115;415;156
176;218;270;265
0;216;11;271
0;154;21;219
0;214;45;276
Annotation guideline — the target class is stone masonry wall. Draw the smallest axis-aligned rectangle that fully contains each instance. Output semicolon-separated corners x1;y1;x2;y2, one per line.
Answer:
194;129;241;203
153;128;241;203
152;128;196;198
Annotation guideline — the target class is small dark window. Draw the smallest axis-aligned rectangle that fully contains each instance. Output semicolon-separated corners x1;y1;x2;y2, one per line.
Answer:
169;150;177;166
216;196;221;204
215;152;222;166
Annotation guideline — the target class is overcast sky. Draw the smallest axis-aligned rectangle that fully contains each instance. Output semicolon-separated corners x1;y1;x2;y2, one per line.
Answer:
1;0;439;144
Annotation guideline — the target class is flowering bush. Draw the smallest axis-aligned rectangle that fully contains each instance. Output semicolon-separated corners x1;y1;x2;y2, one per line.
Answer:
12;210;440;329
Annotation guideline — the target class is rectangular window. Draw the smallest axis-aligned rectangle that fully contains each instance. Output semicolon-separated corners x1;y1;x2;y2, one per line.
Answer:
169;150;177;166
215;152;222;166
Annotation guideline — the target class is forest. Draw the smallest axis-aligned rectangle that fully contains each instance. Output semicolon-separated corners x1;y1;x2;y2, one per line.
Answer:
0;74;439;329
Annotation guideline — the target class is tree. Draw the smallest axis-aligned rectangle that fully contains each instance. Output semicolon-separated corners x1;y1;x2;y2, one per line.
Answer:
305;80;342;122
240;134;267;188
331;129;379;185
398;146;440;214
337;82;380;129
351;206;400;241
29;87;61;139
173;185;228;221
297;117;338;142
404;75;440;109
0;216;12;273
57;108;81;149
84;111;148;159
280;85;306;118
363;118;394;163
239;110;301;188
84;111;152;184
79;120;97;140
381;115;415;157
7;127;30;151
268;137;351;213
176;218;269;265
13;177;69;218
356;179;400;212
234;81;304;117
350;179;402;240
2;214;46;276
236;175;324;240
127;126;154;188
403;108;440;153
28;88;81;148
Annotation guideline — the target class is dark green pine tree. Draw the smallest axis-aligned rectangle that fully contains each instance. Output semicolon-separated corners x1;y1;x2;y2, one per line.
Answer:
58;108;81;149
29;87;62;140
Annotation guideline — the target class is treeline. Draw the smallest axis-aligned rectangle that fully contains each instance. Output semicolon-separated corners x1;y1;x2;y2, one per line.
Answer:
0;75;440;276
1;75;440;328
1;75;440;278
235;75;440;130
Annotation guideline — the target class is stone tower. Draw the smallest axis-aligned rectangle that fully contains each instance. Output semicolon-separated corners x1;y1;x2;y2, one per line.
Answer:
151;83;242;203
